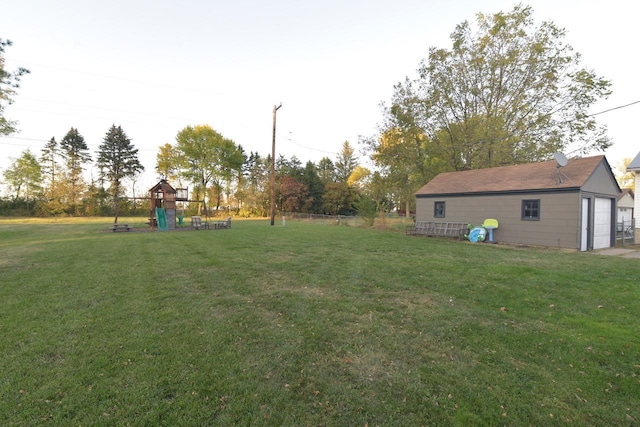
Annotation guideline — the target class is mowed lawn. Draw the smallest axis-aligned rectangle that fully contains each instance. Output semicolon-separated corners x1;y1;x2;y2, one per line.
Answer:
0;218;638;426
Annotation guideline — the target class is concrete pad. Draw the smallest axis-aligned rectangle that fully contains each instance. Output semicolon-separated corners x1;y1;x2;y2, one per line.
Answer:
621;251;640;259
595;248;636;256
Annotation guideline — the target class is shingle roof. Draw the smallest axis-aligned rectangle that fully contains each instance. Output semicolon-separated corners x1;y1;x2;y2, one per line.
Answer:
617;188;634;201
416;155;606;196
628;151;640;171
149;179;177;193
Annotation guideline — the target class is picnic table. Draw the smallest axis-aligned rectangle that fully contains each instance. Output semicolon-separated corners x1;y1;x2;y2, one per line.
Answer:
213;217;232;229
191;216;232;230
111;224;131;232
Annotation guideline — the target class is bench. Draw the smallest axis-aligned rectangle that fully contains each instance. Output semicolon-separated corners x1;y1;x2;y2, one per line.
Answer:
191;216;209;230
111;224;131;232
213;217;232;229
406;221;468;239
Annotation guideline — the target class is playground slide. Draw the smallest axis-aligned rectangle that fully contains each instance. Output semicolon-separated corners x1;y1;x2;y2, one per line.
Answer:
155;207;168;231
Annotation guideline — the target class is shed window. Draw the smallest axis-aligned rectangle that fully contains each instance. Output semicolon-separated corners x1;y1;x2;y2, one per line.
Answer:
522;199;540;220
434;201;446;218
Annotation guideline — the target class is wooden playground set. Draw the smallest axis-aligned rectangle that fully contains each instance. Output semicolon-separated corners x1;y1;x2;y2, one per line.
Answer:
111;179;231;232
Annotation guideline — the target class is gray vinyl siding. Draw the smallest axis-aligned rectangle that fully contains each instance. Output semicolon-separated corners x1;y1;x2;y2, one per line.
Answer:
416;192;581;248
582;162;620;195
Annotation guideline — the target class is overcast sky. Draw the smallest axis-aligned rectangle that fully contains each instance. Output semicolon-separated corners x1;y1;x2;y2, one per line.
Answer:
1;0;638;189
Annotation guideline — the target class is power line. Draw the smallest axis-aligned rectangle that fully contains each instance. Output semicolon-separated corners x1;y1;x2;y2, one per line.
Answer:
588;100;640;117
0;135;158;153
15;60;236;99
0;135;47;143
278;132;338;156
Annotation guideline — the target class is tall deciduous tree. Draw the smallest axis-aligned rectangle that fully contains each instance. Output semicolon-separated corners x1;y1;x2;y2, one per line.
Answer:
218;143;245;212
426;4;611;167
322;182;357;215
371;4;611;178
368;171;392;213
347;165;371;190
97;124;144;223
277;175;309;213
156;143;181;184
368;124;440;216
174;125;240;214
0;39;29;136
615;158;635;189
3;150;42;201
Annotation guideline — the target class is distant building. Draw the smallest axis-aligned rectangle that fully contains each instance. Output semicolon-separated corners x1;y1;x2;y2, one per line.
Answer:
617;189;634;225
626;151;640;240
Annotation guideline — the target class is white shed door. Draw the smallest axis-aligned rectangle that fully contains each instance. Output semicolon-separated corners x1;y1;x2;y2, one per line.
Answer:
593;197;611;249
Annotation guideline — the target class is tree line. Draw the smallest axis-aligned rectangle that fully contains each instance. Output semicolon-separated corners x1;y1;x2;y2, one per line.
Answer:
0;123;383;220
2;5;614;218
153;125;377;220
1;125;144;217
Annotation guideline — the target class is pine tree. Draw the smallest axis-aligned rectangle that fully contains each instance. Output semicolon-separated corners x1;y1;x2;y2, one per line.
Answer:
60;127;91;213
97;124;144;223
40;137;59;198
334;141;358;183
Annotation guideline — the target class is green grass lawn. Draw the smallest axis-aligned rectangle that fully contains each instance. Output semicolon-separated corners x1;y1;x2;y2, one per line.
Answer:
0;218;638;426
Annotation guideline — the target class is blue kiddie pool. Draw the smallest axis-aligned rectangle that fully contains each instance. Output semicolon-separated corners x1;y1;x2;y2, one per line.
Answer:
467;226;487;243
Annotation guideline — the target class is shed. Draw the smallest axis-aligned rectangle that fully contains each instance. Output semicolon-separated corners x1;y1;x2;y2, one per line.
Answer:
626;151;640;240
415;155;620;251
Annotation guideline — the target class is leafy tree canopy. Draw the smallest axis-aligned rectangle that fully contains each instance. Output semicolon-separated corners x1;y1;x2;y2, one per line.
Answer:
0;38;30;136
347;165;371;190
174;124;243;210
156;143;180;183
370;4;611;176
614;158;635;189
3;150;41;200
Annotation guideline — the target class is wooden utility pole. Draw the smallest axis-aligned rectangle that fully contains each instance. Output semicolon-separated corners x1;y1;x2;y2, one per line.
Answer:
270;103;282;226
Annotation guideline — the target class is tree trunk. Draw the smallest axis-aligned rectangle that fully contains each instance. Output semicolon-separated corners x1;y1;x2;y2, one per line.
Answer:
405;199;411;222
113;185;120;224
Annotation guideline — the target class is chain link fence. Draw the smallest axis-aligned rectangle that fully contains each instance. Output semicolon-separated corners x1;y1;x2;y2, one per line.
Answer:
281;212;361;226
616;218;635;245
